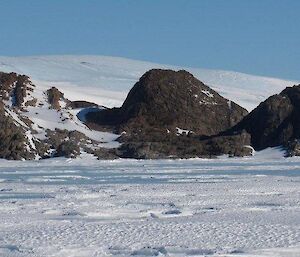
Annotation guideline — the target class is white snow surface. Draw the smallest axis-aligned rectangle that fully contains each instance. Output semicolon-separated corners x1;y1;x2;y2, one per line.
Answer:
0;149;299;257
176;127;192;135
0;55;298;111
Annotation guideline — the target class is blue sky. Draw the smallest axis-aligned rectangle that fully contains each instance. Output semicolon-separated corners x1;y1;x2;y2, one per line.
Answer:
0;0;299;80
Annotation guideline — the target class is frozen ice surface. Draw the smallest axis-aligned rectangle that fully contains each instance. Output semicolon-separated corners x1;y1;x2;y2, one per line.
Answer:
0;149;299;256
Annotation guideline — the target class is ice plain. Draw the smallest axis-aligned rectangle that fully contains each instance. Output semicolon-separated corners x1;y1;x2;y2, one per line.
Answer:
0;148;299;257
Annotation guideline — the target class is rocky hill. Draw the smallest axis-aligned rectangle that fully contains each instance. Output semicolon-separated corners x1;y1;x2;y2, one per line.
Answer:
0;69;253;160
1;68;299;160
227;84;300;156
84;69;251;158
85;69;248;136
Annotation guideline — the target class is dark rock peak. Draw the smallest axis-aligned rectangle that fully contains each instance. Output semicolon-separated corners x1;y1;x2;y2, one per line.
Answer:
86;69;248;137
229;84;300;150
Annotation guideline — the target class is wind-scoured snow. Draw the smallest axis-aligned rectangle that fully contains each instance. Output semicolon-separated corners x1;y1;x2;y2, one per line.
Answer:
0;55;298;110
0;149;299;256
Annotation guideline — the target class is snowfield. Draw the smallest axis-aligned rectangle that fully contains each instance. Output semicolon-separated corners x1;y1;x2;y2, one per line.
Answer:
0;55;298;111
0;55;299;256
0;149;299;257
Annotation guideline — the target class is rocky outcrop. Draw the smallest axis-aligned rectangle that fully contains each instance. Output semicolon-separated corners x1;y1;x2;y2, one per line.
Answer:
86;69;247;136
5;68;300;160
0;73;41;159
44;128;114;159
85;69;250;158
55;141;80;158
228;85;300;152
0;71;114;160
46;87;69;109
0;103;34;160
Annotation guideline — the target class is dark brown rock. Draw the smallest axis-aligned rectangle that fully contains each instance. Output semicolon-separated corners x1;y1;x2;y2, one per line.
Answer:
86;69;248;136
55;141;80;158
0;69;257;160
285;139;300;157
0;72;19;100
0;72;35;108
69;100;98;109
228;84;300;151
44;128;117;159
47;87;69;109
87;147;118;160
45;129;87;150
116;130;252;159
0;103;34;160
83;69;249;159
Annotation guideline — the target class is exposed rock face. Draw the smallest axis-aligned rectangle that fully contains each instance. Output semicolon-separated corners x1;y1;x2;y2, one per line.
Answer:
0;73;38;160
86;69;248;136
0;103;34;160
228;85;300;151
47;88;99;110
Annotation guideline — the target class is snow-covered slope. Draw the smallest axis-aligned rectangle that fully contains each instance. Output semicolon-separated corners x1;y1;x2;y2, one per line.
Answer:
0;55;297;111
